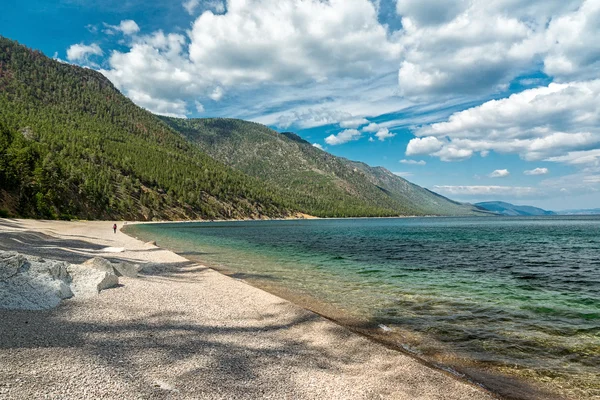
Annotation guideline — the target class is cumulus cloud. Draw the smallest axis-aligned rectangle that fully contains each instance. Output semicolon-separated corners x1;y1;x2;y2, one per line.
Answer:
407;80;600;162
542;0;600;81
524;168;549;175
396;1;537;99
188;0;400;86
127;89;188;118
400;159;426;165
325;129;362;146
195;101;205;113
312;143;324;150
66;43;103;62
489;169;510;178
362;123;380;133
406;136;443;156
394;0;598;99
104;20;140;35
91;0;402;116
375;128;395;141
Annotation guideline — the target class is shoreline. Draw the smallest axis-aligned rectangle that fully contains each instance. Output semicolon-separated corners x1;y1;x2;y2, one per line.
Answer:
124;220;574;400
0;218;504;399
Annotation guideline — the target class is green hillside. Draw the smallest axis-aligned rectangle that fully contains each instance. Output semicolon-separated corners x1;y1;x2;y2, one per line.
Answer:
0;37;291;220
0;36;480;220
162;118;480;217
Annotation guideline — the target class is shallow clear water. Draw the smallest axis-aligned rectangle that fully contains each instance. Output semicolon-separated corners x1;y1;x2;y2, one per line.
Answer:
126;217;600;398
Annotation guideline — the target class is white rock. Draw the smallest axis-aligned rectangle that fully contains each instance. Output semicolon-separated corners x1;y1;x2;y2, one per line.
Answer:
0;252;73;310
68;264;119;298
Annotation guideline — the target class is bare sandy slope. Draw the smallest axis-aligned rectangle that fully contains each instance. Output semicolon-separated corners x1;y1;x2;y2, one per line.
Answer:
0;219;495;399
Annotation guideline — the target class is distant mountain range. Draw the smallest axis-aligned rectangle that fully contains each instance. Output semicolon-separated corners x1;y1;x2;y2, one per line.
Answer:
475;202;600;216
0;36;480;220
475;202;556;216
557;209;600;215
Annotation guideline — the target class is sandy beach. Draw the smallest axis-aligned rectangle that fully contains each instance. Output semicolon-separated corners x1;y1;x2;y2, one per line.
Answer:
0;219;496;399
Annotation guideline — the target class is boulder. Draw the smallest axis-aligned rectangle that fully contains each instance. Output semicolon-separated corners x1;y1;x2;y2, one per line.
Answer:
68;264;119;298
0;251;73;310
82;257;140;278
113;262;141;278
0;251;121;310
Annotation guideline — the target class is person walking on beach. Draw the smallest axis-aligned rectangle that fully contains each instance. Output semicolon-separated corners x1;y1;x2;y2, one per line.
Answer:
113;223;117;234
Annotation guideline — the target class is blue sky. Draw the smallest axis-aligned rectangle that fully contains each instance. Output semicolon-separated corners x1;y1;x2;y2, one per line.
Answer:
2;0;600;210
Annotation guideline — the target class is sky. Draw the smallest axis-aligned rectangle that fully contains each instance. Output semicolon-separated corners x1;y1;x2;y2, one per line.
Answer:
2;0;600;210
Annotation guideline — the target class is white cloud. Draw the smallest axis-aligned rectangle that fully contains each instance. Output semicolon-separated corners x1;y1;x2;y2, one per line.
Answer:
127;89;188;118
542;0;600;81
209;87;224;101
66;43;103;62
195;100;205;113
275;109;370;130
489;169;510;178
524;167;549;175
118;20;140;35
362;123;380;133
394;0;595;99
546;149;600;166
433;185;538;197
400;159;426;165
183;0;200;14
94;0;403;117
375;128;395;141
408;80;600;162
406;136;443;156
183;0;225;15
325;129;362;146
396;2;536;99
339;118;369;129
188;0;401;86
312;143;324;150
104;20;140;36
99;31;196;116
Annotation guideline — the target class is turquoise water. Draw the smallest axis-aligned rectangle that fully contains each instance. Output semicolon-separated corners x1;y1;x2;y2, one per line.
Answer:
126;217;600;398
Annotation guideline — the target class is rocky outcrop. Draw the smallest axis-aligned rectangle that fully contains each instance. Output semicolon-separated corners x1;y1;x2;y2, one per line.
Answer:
0;251;122;310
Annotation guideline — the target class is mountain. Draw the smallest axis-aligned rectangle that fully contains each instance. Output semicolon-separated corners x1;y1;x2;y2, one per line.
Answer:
475;202;556;216
556;209;600;215
0;36;479;220
0;37;291;220
161;118;481;217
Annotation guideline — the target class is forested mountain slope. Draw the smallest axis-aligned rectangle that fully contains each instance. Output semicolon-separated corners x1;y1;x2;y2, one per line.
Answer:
0;37;291;220
162;118;480;217
0;36;479;220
